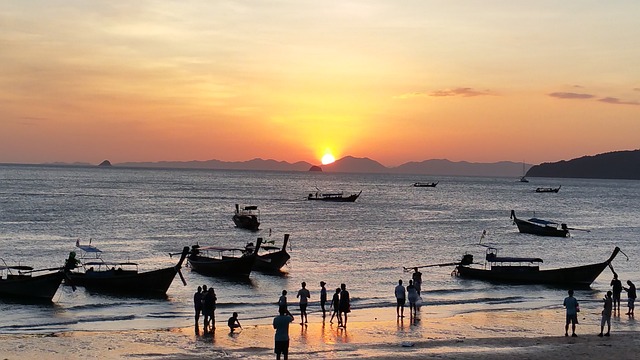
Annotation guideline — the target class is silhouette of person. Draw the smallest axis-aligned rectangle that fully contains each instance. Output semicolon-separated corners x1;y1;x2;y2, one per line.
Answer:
599;291;613;337
623;280;636;316
194;286;203;327
278;290;291;316
296;282;310;325
563;289;579;337
610;271;623;314
273;308;294;360
320;281;327;319
407;279;419;317
329;287;341;325
395;279;406;318
228;312;242;333
339;283;350;328
412;267;422;295
203;287;217;332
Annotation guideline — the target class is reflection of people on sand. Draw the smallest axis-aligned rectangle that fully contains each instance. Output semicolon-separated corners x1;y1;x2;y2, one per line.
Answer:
228;312;242;333
273;309;294;360
563;289;579;337
329;288;341;326
339;283;350;328
599;291;613;337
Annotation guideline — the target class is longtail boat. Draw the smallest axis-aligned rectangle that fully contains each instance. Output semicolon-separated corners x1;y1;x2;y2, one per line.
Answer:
232;204;260;231
65;241;189;296
510;210;569;237
245;234;291;273
0;263;65;302
188;238;262;278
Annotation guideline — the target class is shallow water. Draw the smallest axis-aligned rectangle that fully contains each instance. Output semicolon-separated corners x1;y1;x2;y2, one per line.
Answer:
1;164;639;334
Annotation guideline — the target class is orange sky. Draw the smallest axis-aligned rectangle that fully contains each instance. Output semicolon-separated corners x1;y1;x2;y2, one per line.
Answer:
1;2;639;167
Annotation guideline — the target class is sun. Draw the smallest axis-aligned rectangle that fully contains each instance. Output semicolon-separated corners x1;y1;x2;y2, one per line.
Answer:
321;153;336;165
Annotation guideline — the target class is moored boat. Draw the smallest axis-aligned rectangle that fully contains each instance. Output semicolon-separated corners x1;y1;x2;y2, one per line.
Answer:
453;246;621;288
510;210;569;237
233;204;260;231
188;238;262;278
0;264;65;302
245;234;291;273
413;181;438;187
307;190;362;202
65;241;190;296
535;185;561;193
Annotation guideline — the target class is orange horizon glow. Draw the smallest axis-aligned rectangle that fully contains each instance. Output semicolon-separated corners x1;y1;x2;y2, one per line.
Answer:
1;3;639;166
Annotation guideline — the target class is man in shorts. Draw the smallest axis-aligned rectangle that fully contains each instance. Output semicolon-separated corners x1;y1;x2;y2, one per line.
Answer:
395;279;406;318
563;289;579;337
273;309;294;360
599;291;613;337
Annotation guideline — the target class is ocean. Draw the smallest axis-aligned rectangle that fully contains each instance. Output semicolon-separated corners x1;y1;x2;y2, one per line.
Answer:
1;164;639;334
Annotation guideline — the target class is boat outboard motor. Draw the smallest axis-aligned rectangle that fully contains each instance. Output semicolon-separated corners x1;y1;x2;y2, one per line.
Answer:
460;254;474;266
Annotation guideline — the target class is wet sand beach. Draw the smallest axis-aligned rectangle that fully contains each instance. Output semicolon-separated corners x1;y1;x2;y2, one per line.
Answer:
2;306;638;359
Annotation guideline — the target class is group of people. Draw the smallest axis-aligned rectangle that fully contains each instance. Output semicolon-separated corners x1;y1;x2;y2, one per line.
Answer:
395;268;423;318
563;272;636;338
274;281;350;360
193;285;242;334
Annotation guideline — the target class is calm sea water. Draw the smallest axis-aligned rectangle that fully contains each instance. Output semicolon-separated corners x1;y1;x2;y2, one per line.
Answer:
1;164;639;334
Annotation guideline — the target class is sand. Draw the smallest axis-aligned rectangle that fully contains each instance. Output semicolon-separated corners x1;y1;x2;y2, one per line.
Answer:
1;307;638;359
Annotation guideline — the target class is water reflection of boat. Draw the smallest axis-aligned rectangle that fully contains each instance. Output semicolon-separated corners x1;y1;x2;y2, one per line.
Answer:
245;234;291;273
188;238;262;278
453;246;621;288
65;241;189;296
233;204;260;231
307;190;361;202
510;210;569;237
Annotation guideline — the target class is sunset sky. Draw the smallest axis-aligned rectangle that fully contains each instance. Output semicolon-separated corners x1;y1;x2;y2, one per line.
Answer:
1;1;639;166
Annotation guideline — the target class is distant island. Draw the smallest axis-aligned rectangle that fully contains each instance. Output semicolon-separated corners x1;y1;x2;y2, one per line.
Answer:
526;149;640;180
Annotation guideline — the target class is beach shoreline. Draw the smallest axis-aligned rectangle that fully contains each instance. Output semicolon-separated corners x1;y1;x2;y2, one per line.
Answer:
2;306;639;359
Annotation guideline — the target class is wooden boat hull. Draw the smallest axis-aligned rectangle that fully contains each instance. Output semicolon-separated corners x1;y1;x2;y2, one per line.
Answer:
254;250;290;273
0;271;64;302
513;217;568;237
455;247;620;288
65;246;189;296
188;255;256;278
510;210;568;237
232;214;260;231
308;191;361;202
66;267;179;295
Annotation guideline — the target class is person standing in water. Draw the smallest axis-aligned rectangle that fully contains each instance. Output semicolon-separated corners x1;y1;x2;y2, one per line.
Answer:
193;286;203;328
395;279;406;318
297;282;310;325
610;271;623;315
623;280;636;316
329;287;341;326
339;283;351;328
319;281;328;319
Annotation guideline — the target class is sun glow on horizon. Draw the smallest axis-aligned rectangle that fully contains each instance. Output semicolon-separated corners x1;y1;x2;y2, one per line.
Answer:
321;153;336;165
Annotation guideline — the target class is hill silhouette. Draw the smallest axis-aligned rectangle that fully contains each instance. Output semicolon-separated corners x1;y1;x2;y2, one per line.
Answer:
527;149;640;180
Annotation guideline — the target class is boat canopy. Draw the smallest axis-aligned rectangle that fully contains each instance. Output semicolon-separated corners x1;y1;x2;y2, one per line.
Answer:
83;261;138;267
528;218;559;226
243;206;258;211
486;253;543;263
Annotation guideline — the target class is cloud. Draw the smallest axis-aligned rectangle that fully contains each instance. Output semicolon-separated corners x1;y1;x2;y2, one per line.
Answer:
394;87;493;99
548;92;595;100
430;87;492;97
598;97;640;106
